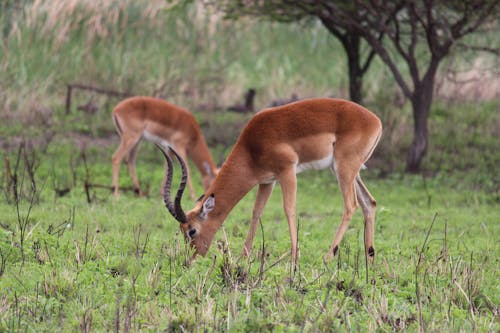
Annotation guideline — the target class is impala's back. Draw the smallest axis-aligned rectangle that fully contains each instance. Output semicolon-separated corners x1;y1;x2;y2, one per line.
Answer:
238;98;382;179
112;96;200;146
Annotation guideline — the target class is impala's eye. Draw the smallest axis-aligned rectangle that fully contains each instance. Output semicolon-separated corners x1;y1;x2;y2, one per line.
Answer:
188;228;197;238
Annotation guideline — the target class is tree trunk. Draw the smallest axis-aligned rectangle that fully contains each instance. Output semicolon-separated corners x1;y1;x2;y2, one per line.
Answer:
348;63;362;104
406;93;430;173
318;19;367;104
345;35;363;104
406;62;438;172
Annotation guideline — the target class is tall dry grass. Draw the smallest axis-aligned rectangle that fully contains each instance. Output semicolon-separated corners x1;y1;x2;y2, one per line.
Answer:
10;0;175;44
3;0;497;114
436;57;500;102
0;0;350;121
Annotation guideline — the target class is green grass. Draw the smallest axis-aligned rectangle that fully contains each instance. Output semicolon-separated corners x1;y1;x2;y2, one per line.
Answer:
0;149;498;331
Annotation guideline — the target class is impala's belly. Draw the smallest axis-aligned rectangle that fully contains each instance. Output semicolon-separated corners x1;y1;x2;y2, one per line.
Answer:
253;133;335;184
143;129;172;148
294;133;335;173
296;155;333;173
258;154;333;184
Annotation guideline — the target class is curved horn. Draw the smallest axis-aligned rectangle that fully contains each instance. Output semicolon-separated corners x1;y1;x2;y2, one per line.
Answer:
169;146;188;222
157;145;187;223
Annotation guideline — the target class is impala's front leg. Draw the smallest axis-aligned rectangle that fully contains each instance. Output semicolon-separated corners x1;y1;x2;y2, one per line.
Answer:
242;182;275;257
278;168;299;272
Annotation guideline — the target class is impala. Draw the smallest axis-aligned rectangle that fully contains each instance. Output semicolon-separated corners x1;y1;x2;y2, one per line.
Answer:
111;96;218;199
160;98;382;268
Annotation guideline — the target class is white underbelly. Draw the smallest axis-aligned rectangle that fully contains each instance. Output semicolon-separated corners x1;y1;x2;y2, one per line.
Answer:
296;155;333;173
258;155;334;184
143;130;172;148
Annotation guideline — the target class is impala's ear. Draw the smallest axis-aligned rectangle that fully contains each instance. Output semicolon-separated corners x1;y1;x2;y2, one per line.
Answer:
199;193;215;220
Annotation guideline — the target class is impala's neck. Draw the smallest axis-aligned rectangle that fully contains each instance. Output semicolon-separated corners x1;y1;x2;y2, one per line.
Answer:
196;150;256;254
188;135;218;178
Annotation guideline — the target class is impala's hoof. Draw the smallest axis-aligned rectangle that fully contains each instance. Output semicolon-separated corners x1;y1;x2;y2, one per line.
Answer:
366;246;375;264
241;247;251;257
324;245;339;261
323;253;333;263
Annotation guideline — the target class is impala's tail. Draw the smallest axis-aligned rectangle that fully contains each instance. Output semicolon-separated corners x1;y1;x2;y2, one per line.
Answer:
363;123;383;165
112;112;123;136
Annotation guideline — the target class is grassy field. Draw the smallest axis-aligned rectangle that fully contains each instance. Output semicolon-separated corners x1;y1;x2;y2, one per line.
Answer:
0;151;498;331
1;1;499;332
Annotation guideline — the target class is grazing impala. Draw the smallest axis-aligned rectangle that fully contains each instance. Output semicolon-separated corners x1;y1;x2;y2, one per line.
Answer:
111;96;218;199
160;98;382;268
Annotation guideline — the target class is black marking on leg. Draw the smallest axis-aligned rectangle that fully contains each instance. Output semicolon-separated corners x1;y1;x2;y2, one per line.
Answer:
333;245;339;256
368;246;375;257
133;187;140;195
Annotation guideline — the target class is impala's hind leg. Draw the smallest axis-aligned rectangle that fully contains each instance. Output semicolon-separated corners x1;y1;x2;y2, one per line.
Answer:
112;134;142;197
126;140;143;196
355;175;377;262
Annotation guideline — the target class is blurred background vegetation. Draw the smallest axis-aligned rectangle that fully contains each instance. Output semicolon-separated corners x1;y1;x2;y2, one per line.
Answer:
0;0;498;193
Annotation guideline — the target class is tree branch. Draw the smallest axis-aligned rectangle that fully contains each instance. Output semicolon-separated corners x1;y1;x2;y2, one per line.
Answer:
456;42;500;56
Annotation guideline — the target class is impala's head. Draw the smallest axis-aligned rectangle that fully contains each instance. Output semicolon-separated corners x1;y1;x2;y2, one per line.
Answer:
158;145;216;256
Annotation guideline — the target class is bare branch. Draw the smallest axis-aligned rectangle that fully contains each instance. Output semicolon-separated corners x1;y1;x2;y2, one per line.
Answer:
65;83;133;115
360;49;376;75
407;4;421;82
319;16;348;45
456;42;500;55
